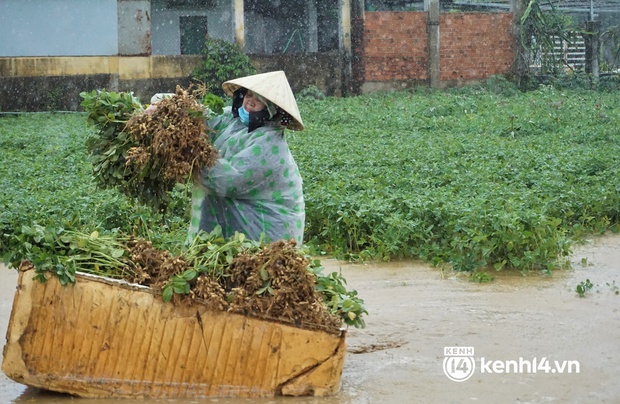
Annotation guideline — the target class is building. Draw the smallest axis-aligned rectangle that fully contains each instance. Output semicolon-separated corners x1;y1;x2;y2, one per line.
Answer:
0;0;528;111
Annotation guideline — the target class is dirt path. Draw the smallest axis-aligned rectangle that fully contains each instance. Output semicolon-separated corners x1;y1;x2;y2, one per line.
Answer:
1;235;619;403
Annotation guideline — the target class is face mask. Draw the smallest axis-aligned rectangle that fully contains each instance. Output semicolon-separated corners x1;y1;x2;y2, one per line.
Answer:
238;106;250;125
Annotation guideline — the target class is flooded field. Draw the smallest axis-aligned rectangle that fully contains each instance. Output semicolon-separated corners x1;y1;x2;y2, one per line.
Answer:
1;235;619;403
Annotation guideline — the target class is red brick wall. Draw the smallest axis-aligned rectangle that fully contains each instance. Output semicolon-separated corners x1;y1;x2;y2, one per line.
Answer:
361;12;428;82
440;13;515;83
358;11;515;87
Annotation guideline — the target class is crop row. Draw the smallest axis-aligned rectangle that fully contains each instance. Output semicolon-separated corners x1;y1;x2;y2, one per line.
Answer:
1;83;619;272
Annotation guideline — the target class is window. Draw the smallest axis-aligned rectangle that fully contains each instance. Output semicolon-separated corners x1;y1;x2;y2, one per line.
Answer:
180;16;208;55
244;0;339;54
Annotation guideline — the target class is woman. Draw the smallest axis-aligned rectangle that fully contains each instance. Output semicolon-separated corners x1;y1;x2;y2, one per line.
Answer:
186;71;306;244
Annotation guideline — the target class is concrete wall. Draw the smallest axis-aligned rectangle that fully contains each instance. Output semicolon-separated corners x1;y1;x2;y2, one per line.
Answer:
252;51;344;96
0;0;118;57
0;56;201;111
0;53;343;111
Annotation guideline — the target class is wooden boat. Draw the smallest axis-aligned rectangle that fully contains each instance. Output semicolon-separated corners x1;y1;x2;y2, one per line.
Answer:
1;265;347;398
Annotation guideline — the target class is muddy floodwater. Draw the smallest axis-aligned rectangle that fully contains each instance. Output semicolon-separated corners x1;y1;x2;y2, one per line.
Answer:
1;235;619;403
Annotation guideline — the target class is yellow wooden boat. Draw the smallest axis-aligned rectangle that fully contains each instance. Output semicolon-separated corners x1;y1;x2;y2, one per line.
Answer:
2;265;347;398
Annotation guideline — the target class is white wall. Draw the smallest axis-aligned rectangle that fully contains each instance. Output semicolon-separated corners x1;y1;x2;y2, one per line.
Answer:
0;0;118;57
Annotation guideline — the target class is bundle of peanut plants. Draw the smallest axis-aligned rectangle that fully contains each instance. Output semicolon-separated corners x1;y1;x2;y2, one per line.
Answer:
80;86;222;214
6;224;366;330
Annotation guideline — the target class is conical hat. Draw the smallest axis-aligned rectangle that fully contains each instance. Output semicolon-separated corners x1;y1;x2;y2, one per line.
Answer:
222;71;304;131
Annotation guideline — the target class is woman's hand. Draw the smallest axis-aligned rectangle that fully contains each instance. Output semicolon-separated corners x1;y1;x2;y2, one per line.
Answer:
145;93;174;115
144;104;158;115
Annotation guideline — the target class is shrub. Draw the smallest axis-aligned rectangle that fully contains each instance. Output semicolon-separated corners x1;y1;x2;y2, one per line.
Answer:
297;85;326;101
191;37;256;98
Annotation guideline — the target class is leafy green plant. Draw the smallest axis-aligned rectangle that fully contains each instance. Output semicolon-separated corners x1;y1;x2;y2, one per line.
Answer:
470;271;494;283
516;0;578;82
293;85;620;271
298;85;326;100
46;86;65;111
7;224;76;285
79;90;147;202
310;259;367;328
191;37;256;98
2;224;132;286
3;85;620;276
80;89;142;131
162;229;261;301
4;220;367;328
161;268;196;301
160;230;368;328
576;279;594;298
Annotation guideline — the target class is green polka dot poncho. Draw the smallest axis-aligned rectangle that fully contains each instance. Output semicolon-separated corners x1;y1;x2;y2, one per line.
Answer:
187;107;305;244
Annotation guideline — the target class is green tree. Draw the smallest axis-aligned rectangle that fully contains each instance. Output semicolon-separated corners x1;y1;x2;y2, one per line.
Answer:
513;0;576;87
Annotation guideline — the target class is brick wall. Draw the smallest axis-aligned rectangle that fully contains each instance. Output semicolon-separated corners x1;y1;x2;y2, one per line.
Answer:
357;11;515;89
361;12;428;83
440;13;515;84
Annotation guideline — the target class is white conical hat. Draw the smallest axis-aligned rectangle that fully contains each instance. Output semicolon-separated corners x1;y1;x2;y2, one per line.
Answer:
222;71;304;131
